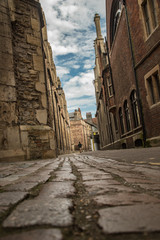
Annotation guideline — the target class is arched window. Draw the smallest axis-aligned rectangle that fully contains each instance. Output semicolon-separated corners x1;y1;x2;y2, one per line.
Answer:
110;0;123;46
124;100;131;132
130;90;140;128
119;107;124;134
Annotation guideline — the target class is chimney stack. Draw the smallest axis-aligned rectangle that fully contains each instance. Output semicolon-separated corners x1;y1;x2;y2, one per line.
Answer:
94;14;102;39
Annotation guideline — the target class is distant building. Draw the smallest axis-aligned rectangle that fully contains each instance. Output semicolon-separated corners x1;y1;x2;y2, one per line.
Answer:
69;109;99;152
0;0;71;161
84;113;100;151
94;0;160;149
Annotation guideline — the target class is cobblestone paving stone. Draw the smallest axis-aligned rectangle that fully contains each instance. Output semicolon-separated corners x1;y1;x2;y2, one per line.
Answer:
0;192;28;206
0;152;160;239
93;192;160;206
38;182;75;198
0;229;62;240
3;198;73;227
0;207;8;218
4;182;41;192
53;171;76;181
98;204;160;233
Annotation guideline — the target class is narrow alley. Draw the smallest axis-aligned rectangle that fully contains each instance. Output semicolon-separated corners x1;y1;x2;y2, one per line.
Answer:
0;149;160;240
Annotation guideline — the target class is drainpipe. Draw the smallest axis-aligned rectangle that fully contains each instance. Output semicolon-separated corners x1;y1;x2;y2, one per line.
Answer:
123;0;147;147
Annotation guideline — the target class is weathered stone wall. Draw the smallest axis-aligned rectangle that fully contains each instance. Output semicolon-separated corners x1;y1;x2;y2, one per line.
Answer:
0;0;72;161
0;0;24;161
56;85;72;154
11;0;47;126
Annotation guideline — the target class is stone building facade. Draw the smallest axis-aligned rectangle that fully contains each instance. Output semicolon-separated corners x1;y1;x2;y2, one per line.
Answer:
69;109;97;152
94;0;160;149
0;0;71;161
69;109;91;151
84;113;100;151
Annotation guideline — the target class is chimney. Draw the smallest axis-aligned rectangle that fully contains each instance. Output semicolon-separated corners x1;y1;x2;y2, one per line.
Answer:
86;112;92;120
94;14;102;39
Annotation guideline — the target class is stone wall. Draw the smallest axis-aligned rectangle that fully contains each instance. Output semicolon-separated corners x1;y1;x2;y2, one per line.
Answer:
0;0;71;161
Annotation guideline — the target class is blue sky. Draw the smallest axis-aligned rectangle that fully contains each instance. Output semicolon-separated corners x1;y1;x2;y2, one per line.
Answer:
40;0;106;119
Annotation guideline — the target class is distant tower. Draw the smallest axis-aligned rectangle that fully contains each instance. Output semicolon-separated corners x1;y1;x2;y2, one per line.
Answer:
94;14;103;39
86;112;92;120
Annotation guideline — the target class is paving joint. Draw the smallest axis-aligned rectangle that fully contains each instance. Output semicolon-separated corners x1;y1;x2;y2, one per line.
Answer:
78;156;160;199
61;159;106;240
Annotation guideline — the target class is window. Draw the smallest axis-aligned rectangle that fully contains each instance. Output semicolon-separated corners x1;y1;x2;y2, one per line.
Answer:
150;0;158;28
110;0;123;46
142;1;151;35
148;76;155;104
107;77;113;97
124;100;131;132
146;69;160;105
114;114;118;132
130;90;141;128
113;9;121;39
142;0;158;37
119;107;124;134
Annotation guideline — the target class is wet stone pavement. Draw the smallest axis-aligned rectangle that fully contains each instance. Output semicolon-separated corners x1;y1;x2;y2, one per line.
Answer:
0;153;160;240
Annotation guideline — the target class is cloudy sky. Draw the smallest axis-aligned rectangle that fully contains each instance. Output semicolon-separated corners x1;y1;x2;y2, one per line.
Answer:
40;0;106;119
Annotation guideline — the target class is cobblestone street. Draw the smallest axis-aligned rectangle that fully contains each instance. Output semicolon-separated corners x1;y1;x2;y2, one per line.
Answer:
0;149;160;240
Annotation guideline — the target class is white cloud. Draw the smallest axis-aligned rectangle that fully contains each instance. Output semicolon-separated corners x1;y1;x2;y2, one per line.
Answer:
53;45;78;56
84;64;93;70
72;65;80;69
40;0;105;116
56;66;70;79
63;70;95;100
40;0;105;57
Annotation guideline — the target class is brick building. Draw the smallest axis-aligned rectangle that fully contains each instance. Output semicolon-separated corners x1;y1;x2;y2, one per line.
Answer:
94;0;160;149
0;0;71;161
69;109;99;151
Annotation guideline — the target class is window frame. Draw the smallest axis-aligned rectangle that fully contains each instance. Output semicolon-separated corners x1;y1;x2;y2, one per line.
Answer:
145;65;160;107
141;0;158;38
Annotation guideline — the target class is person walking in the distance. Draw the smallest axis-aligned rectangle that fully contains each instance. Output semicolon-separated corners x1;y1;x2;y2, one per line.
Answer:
78;142;82;153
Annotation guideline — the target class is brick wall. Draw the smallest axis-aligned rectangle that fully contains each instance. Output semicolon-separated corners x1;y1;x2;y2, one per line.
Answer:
104;0;160;147
126;0;160;140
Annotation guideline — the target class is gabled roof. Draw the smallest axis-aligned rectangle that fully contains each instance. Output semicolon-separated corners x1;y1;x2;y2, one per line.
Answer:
84;119;97;128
